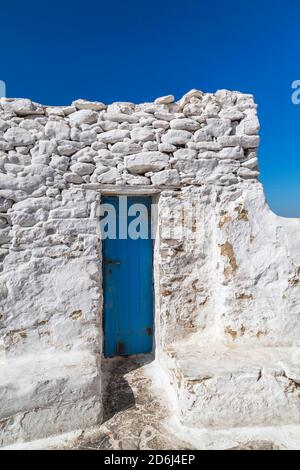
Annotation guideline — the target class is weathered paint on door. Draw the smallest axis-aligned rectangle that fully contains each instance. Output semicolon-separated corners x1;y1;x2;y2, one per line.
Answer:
102;196;153;357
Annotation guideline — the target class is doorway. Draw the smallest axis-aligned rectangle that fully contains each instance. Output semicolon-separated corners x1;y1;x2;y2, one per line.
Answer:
101;196;153;357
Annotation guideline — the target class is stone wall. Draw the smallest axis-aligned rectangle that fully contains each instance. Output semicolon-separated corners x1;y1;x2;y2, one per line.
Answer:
157;183;300;350
0;90;299;444
0;188;103;445
0;90;259;193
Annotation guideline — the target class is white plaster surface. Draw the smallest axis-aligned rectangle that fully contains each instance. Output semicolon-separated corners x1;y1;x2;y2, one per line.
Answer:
3;358;300;450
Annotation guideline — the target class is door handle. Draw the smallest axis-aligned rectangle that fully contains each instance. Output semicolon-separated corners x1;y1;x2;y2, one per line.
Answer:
105;259;121;265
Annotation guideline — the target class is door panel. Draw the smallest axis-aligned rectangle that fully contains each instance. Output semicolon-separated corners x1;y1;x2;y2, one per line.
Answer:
102;196;153;357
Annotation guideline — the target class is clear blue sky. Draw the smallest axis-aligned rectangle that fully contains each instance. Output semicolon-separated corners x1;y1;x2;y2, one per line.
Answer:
0;0;299;217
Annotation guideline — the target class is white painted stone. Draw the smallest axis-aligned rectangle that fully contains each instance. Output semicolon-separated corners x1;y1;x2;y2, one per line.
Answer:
218;146;244;160
45;121;70;140
158;143;177;153
194;142;221;151
0;141;12;151
64;173;84;184
124;174;151;185
161;129;192;146
72;148;97;164
143;141;158;151
195;158;218;182
72;99;106;111
62;106;76;116
241;157;258;169
125;151;169;174
97;168;120;183
57;142;81;157
241;135;259;149
4;127;35;146
236;115;260;135
70;127;81;141
106;102;135;114
205;103;221;117
193;129;211;142
69;109;98;126
220;108;245;120
118;122;135;131
173;148;197;159
217;134;259;149
237;167;259;178
70;162;95;176
103;112;139;123
97;121;116;132
0;98;39;116
205;118;232;138
0;197;13;212
130;127;155;143
151;169;180;186
154;112;178;122
91;141;107;151
45;107;65;117
217;135;241;147
177;89;203;109
170;118;199;131
79;130;98;144
0;119;9;132
98;129;130;144
50;155;70;172
110;141;141;155
154;95;175;105
19;119;43;132
152;120;170;129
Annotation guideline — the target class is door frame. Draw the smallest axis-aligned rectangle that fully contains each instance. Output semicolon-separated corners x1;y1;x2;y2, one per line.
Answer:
99;187;160;358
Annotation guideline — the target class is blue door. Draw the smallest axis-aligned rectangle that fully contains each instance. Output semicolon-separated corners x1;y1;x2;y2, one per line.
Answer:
101;196;153;357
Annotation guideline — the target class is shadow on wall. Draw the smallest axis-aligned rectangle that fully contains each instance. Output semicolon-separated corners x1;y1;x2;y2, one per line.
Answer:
102;355;153;422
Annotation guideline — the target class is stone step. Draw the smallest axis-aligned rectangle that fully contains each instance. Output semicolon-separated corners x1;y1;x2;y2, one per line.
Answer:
0;351;102;447
159;342;300;429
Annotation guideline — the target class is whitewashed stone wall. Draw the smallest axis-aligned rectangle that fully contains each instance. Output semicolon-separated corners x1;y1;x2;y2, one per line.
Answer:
0;90;259;192
157;183;300;349
0;188;103;445
0;90;299;444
